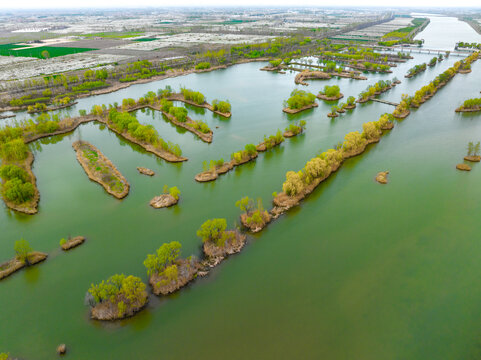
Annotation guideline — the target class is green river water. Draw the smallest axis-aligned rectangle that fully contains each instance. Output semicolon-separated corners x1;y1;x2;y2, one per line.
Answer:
1;15;481;360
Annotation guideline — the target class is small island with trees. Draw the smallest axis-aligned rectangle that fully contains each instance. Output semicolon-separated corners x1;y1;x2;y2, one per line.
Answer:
197;218;246;264
256;130;285;151
317;85;343;101
150;185;180;208
0;239;47;280
465;141;480;162
73;141;130;199
284;121;306;137
195;144;258;182
405;63;427;78
455;98;481;113
144;241;199;295
86;274;148;320
236;197;271;232
283;89;318;114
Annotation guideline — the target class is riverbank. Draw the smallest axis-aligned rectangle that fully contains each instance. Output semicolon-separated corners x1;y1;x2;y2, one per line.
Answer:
73;141;130;199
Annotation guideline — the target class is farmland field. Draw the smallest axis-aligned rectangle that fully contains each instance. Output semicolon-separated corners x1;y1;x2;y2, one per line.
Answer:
0;44;98;58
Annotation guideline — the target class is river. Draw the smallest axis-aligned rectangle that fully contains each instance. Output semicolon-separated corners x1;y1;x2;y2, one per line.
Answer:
1;15;481;360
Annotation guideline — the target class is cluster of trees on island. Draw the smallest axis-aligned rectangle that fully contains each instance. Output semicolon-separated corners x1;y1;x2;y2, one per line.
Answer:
428;55;443;67
406;62;427;78
318;85;342;100
231;144;258;164
0;239;47;281
358;79;397;102
467;142;481;157
456;98;481;112
456;42;481;50
236;196;271;231
284;89;317;110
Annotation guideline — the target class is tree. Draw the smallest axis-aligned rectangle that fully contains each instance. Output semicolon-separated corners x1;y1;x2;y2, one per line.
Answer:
169;186;181;200
143;241;181;276
196;218;227;246
473;141;480;156
467;141;474;156
41;50;50;59
14;239;32;264
282;171;304;196
2;178;34;204
235;196;254;214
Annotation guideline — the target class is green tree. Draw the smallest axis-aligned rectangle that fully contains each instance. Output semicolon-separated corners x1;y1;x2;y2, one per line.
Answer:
235;196;254;214
14;238;32;264
474;141;480;156
169;186;181;200
196;218;227;246
143;241;181;276
467;141;474;156
2;178;35;204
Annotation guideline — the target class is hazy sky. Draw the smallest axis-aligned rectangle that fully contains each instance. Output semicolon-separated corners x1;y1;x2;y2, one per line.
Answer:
1;0;480;9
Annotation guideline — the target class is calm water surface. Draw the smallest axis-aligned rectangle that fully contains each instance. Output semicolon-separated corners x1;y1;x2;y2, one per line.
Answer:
1;16;481;360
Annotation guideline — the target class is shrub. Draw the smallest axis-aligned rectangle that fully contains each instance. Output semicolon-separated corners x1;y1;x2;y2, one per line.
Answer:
181;88;205;105
0;164;29;182
212;99;231;113
169;107;188;122
0;138;29;161
195;62;211;70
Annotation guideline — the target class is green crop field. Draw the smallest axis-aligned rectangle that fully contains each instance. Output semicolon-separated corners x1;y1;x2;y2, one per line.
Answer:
0;44;98;58
132;38;158;42
83;31;144;39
